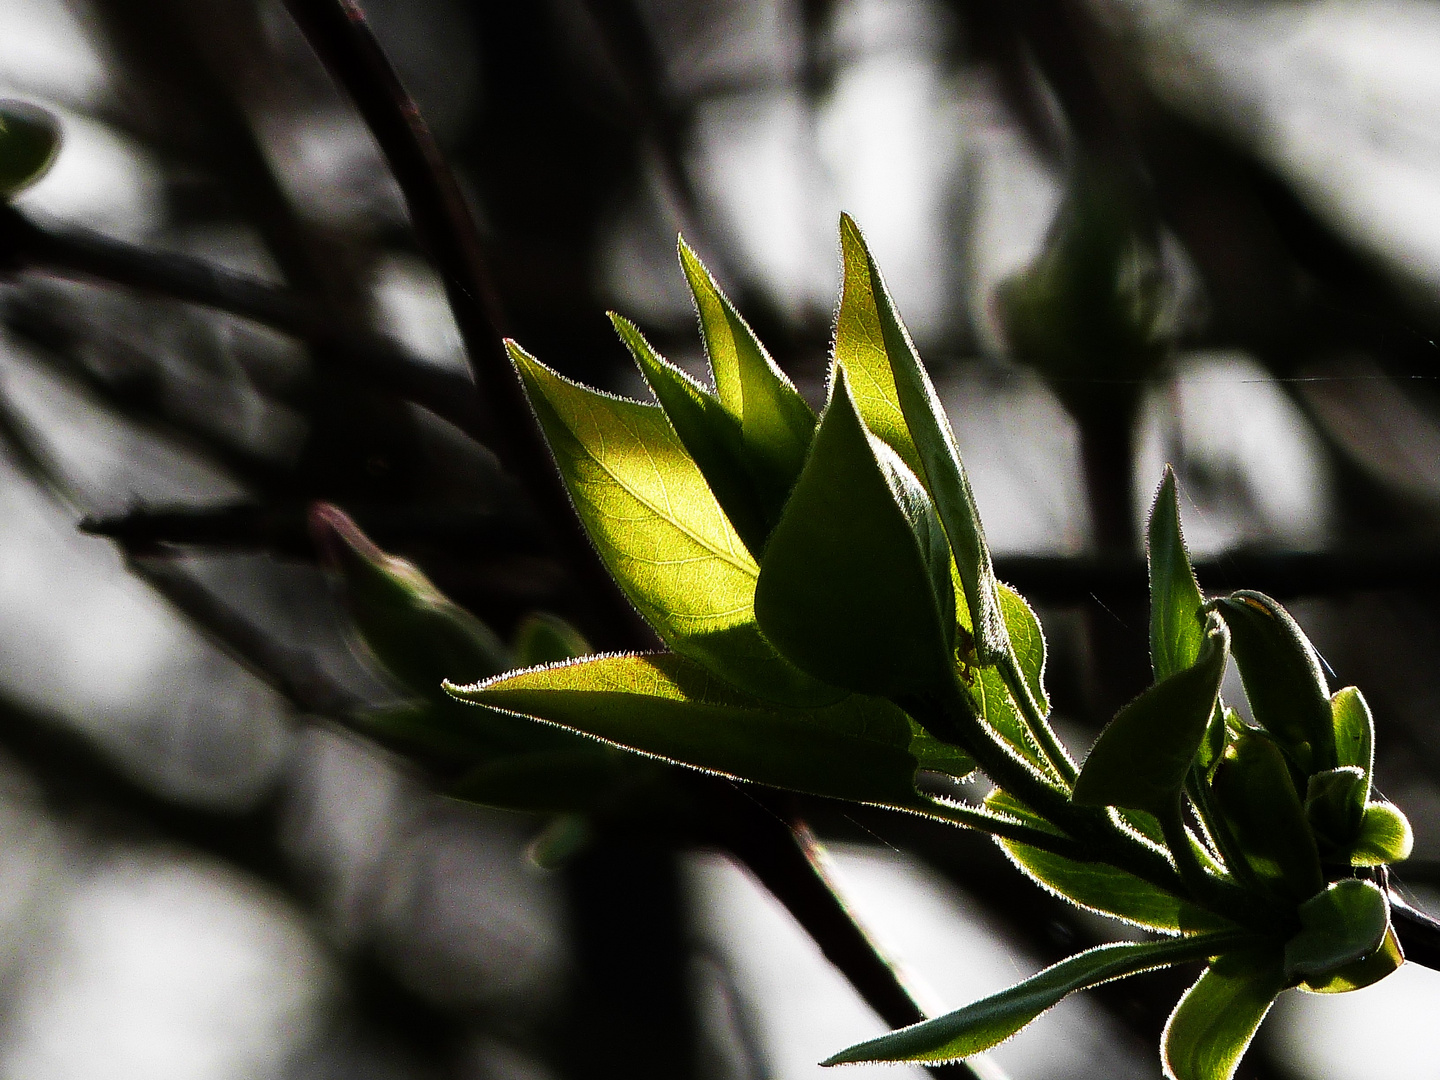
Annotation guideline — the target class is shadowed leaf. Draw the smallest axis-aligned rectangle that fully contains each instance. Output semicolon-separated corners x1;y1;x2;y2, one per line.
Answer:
1283;879;1390;982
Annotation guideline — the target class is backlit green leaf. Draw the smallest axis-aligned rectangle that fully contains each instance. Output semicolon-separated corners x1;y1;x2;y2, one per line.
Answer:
447;651;973;805
509;341;834;706
1073;613;1229;815
1162;948;1287;1080
679;238;816;518
1148;467;1206;681
1210;730;1323;902
611;313;768;554
835;214;1008;665
1300;926;1403;994
999;584;1049;715
972;666;1050;777
1349;801;1413;865
1214;592;1333;773
824;935;1240;1066
986;790;1234;934
1283;879;1390;982
0;102;59;198
1330;687;1374;783
755;368;955;697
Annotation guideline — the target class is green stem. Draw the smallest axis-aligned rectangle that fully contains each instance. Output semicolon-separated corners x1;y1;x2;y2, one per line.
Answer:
1158;800;1254;927
998;655;1078;785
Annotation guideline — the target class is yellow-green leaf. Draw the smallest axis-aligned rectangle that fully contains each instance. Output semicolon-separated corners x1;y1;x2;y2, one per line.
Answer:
1349;801;1413;865
447;651;973;805
1148;466;1206;681
509;340;834;706
1162;948;1287;1080
1283;879;1390;983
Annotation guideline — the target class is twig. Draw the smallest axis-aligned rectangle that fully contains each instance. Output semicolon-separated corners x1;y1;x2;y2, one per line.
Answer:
280;0;649;651
1390;892;1440;970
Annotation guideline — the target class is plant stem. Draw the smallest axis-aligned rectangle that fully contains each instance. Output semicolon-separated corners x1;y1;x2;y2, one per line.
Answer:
1158;800;1257;928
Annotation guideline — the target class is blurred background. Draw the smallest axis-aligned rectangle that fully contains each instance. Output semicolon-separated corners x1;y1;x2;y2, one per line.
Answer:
1;0;1440;1077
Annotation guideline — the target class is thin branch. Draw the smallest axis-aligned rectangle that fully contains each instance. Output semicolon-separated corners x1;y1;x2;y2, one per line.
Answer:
280;0;649;651
1390;892;1440;971
0;206;489;443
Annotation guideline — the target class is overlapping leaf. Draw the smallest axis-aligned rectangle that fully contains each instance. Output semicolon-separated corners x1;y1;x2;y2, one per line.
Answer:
825;935;1240;1066
1283;880;1390;982
448;651;974;806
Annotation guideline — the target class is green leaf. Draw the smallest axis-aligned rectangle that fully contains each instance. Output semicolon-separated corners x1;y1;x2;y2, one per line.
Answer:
999;584;1049;715
1349;801;1413;865
1209;730;1323;903
679;239;816;517
0;102;59;198
755;368;956;697
972;666;1050;777
1300;926;1403;994
1148;466;1206;681
1162;948;1287;1080
824;935;1239;1066
509;340;835;706
513;612;591;667
452;746;635;813
834;214;1008;665
447;651;973;805
1283;879;1390;982
611;313;769;554
311;503;510;697
1330;687;1374;782
1214;592;1333;772
1304;767;1367;856
986;790;1235;934
1073;613;1229;815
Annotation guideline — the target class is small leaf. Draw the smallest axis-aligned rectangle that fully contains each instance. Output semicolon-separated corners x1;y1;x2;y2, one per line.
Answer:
1148;467;1206;681
1300;926;1403;994
999;584;1049;715
509;340;835;706
311;503;510;697
835;214;1008;665
987;790;1235;934
1283;879;1390;982
679;239;816;518
1330;687;1374;783
755;368;955;697
1349;802;1413;865
513;612;591;667
1214;592;1333;772
1209;730;1323;903
824;935;1240;1066
973;666;1050;777
0;101;59;198
448;651;972;806
1162;948;1287;1080
1073;613;1229;815
1304;767;1367;856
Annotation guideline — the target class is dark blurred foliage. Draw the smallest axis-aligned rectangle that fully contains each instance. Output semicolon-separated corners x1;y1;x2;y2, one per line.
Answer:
3;1;1440;1079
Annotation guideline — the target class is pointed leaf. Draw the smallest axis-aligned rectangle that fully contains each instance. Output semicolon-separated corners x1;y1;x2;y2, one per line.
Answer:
0;101;59;198
513;612;591;667
1210;730;1323;902
825;935;1239;1066
679;238;815;519
755;368;955;697
1148;467;1206;681
509;340;835;705
1349;801;1413;865
1214;592;1333;772
311;503;510;697
987;790;1234;934
1162;949;1287;1080
999;584;1049;714
1283;879;1390;982
835;214;1008;664
448;651;973;805
1073;613;1229;814
611;313;769;553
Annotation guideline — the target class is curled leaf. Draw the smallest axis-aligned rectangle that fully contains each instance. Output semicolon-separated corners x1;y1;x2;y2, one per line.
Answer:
1162;948;1287;1080
1350;801;1413;865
